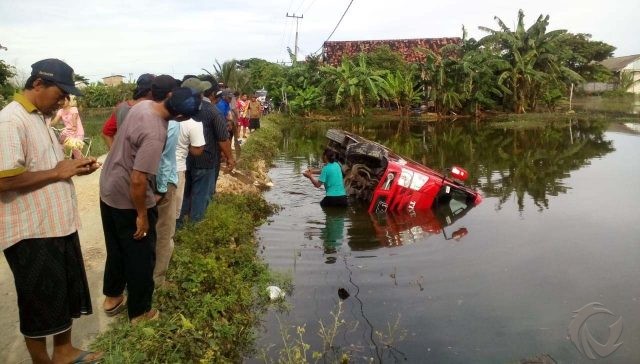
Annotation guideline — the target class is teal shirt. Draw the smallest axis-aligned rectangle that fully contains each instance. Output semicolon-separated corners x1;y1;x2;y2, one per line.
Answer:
155;120;179;193
318;162;346;197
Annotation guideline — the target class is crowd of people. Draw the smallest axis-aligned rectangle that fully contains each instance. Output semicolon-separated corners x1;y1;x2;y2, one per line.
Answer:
0;58;265;364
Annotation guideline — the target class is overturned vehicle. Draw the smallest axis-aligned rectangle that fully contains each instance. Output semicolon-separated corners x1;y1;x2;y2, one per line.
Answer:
325;129;483;214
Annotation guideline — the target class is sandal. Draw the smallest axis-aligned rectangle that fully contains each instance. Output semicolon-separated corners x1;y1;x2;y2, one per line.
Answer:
104;295;127;317
70;350;103;364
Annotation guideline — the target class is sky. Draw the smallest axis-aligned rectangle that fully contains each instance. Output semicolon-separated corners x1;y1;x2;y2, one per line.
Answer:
1;0;638;83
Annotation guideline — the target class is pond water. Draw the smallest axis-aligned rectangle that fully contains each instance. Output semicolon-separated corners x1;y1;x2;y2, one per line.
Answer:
250;117;640;363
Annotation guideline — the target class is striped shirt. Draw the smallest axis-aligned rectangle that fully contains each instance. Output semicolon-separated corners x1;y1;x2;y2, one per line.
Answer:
0;93;80;250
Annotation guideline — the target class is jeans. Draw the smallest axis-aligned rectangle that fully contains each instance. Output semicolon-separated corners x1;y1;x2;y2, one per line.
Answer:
179;165;219;223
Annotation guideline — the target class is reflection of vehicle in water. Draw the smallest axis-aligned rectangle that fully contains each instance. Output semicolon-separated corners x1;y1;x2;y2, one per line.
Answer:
370;192;474;247
326;129;482;214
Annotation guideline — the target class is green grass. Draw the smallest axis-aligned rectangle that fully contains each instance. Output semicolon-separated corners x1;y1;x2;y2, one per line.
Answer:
80;108;112;157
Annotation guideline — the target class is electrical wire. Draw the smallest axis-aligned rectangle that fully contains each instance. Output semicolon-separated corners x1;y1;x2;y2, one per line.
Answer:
313;0;355;55
303;0;318;14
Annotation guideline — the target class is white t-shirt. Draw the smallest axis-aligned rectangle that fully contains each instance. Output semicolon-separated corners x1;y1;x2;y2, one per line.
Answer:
175;118;206;172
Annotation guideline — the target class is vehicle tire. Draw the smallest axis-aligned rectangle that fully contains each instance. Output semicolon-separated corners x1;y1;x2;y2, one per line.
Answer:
326;129;348;145
346;142;388;170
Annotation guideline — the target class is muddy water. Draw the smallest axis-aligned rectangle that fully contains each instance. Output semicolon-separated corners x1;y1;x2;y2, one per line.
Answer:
250;119;640;363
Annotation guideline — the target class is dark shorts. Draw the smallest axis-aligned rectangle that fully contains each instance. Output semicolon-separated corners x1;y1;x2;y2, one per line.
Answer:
249;118;260;130
4;232;92;338
320;195;349;207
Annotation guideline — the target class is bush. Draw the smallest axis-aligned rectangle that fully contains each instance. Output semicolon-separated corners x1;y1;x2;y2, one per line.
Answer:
79;83;135;108
92;193;281;363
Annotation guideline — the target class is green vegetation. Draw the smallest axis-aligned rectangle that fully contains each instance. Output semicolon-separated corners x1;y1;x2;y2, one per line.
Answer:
78;83;135;109
231;10;620;119
80;108;111;157
92;194;280;363
91;116;288;363
0;59;16;108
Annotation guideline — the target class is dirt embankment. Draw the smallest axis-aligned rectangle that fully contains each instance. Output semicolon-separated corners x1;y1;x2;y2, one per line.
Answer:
0;156;270;364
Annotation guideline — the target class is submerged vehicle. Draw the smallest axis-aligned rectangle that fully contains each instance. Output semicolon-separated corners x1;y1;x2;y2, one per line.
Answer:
325;129;482;214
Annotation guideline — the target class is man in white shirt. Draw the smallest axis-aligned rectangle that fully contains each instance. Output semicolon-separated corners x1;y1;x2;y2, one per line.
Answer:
175;117;205;220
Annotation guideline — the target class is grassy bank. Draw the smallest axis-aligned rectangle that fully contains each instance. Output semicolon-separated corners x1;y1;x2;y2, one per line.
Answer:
91;116;287;363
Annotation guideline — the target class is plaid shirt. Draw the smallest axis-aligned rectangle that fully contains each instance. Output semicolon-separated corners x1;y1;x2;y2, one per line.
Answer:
0;93;80;250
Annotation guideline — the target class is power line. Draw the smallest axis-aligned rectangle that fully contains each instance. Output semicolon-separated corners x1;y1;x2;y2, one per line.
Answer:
303;0;318;13
314;0;355;55
294;0;307;14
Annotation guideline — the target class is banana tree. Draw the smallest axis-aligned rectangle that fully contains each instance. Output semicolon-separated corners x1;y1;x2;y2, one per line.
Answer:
321;55;387;117
479;9;582;113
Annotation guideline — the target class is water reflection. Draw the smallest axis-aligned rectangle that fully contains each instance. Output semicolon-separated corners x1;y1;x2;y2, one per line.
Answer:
369;195;475;248
281;117;614;212
253;119;639;364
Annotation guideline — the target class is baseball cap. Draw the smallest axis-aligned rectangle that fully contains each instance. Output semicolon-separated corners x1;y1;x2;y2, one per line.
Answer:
133;73;155;99
151;75;178;101
30;58;82;96
166;87;202;118
181;77;212;93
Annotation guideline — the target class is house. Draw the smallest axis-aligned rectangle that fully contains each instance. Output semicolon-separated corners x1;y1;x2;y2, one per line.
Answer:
102;75;125;86
322;38;461;66
583;54;640;94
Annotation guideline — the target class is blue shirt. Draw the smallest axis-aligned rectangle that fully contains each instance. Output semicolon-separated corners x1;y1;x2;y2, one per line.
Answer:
216;99;230;119
319;162;346;197
156;120;179;193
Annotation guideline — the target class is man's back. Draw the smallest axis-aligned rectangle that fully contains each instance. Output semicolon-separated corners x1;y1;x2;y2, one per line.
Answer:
100;100;168;209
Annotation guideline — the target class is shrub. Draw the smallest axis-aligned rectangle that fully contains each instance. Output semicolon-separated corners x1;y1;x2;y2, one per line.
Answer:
92;193;282;363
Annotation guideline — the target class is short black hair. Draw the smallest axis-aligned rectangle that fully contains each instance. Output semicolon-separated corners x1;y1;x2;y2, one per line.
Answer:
233;91;240;97
23;75;56;90
323;148;337;163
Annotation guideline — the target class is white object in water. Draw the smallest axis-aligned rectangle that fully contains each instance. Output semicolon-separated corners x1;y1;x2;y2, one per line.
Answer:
266;286;285;300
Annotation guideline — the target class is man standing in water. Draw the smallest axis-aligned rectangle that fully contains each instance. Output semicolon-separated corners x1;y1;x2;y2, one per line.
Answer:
0;58;102;364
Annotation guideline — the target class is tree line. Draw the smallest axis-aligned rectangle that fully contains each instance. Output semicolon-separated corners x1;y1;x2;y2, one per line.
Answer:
0;10;623;114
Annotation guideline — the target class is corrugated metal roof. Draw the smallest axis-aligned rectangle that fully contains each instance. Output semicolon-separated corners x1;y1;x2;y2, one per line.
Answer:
600;55;640;72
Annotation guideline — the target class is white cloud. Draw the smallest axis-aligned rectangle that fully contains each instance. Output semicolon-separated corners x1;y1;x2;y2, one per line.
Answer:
1;0;637;82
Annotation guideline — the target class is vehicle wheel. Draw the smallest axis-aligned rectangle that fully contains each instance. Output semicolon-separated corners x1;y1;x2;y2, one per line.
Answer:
326;129;348;144
346;142;388;170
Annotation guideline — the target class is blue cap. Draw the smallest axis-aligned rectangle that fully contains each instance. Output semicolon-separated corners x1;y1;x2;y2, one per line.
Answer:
31;58;82;96
166;87;202;118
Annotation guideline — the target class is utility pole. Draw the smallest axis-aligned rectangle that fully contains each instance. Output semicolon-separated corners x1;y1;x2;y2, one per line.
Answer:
286;13;303;61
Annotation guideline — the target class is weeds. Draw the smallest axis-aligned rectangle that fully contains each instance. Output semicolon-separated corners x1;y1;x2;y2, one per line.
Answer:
91;193;283;362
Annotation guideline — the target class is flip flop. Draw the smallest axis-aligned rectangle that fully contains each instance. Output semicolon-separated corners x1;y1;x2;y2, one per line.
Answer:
104;295;127;317
70;350;103;364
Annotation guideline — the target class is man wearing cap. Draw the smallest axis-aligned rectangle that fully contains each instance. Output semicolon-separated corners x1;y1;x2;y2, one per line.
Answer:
179;81;235;224
99;75;202;324
0;59;102;364
101;73;155;150
152;77;211;288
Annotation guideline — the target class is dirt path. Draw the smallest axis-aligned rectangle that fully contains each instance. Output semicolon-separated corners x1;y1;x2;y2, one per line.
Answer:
0;150;267;363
